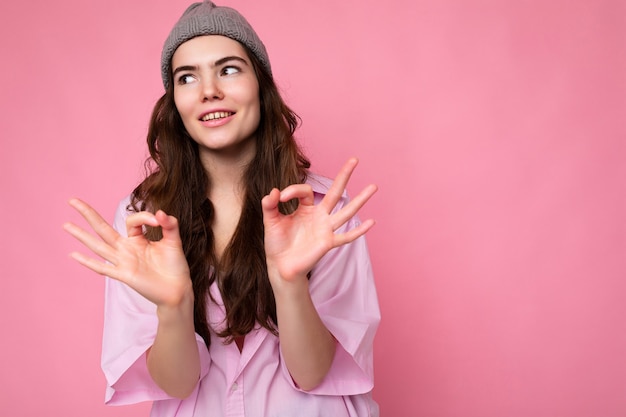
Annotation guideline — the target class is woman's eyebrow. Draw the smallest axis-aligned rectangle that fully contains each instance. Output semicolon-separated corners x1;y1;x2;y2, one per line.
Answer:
172;56;249;77
172;65;198;77
214;56;249;67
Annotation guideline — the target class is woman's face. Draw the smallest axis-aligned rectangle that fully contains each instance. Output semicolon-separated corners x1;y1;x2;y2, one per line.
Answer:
171;35;261;162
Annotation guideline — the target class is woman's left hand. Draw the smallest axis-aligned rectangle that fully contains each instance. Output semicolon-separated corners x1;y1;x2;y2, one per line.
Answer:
261;158;377;284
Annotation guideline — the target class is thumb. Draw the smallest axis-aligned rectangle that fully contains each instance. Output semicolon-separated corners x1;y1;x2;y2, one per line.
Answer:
261;188;281;225
156;210;183;246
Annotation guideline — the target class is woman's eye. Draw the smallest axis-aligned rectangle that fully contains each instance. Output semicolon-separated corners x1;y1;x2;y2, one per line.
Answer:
178;74;195;84
222;66;240;76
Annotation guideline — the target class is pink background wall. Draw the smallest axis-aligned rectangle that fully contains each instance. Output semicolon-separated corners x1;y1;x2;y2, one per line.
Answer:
1;0;624;415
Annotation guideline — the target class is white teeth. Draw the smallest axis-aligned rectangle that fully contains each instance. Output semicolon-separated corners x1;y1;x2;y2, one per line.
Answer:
201;111;232;121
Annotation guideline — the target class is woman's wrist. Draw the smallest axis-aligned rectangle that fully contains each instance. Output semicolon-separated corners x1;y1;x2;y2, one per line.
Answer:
266;262;309;296
156;288;195;324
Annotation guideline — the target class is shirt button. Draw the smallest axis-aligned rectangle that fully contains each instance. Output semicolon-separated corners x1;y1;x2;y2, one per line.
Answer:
231;383;238;392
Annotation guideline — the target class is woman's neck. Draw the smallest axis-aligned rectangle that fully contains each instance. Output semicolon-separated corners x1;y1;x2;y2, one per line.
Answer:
199;144;255;201
199;147;255;259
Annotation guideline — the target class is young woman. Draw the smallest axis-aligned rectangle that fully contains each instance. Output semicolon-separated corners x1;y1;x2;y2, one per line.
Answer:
64;1;380;416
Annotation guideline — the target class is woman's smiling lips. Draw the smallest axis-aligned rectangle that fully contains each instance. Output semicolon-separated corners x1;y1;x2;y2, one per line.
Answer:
198;110;235;126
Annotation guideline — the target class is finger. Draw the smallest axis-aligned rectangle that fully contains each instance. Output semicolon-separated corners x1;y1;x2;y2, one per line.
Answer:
69;251;119;279
278;184;314;206
63;222;118;265
320;158;359;213
155;210;183;247
332;218;376;247
261;188;281;224
126;211;160;238
68;198;119;245
331;183;378;231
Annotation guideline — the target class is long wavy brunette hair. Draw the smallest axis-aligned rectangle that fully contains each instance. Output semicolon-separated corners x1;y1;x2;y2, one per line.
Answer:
130;44;310;348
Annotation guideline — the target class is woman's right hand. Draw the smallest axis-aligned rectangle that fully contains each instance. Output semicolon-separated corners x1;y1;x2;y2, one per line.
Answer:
63;198;192;307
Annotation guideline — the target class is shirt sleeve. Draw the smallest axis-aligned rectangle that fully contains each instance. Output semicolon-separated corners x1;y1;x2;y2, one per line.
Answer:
280;185;381;396
101;196;211;405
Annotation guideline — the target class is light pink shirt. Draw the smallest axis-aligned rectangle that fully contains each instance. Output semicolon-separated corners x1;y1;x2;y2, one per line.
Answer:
101;174;380;417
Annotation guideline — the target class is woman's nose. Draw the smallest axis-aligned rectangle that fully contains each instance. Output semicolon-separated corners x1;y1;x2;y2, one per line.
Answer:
201;77;224;101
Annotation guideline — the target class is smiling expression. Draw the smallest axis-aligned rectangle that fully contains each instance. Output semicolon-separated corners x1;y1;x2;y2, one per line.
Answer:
172;35;261;163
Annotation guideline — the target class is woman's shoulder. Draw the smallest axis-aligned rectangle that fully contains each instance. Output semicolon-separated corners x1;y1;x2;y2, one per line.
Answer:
115;194;133;215
110;195;134;231
305;172;348;199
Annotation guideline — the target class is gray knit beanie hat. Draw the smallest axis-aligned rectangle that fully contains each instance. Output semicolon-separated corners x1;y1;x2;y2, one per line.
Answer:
161;0;272;89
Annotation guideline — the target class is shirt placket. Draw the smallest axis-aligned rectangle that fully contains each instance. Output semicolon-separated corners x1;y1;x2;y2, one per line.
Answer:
225;372;245;417
224;326;268;417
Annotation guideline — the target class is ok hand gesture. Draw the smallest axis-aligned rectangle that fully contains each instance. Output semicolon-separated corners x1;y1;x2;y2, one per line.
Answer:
261;158;377;284
63;200;193;307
